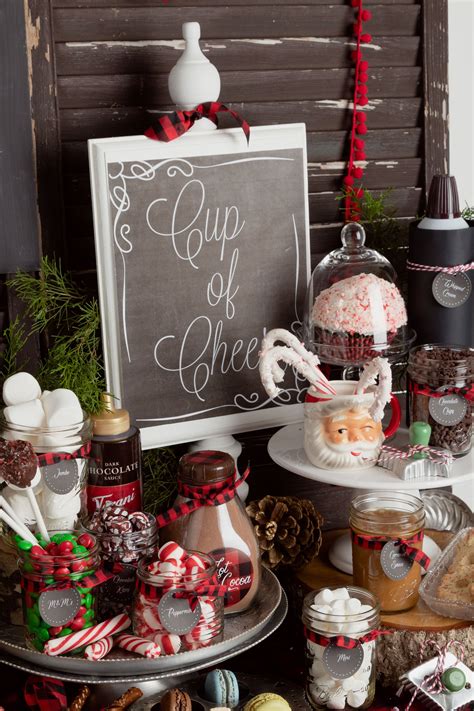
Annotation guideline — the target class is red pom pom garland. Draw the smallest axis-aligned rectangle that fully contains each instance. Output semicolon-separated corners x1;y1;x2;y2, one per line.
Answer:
344;0;373;222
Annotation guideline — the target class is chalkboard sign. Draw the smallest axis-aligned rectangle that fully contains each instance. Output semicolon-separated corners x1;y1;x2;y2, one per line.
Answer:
89;125;310;447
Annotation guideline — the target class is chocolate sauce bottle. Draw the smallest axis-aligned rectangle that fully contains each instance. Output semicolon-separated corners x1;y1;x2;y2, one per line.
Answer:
86;393;142;514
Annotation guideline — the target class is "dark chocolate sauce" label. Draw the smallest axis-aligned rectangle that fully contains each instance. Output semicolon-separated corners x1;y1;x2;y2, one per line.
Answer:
39;588;82;627
429;393;468;427
43;460;80;495
322;640;364;679
158;590;201;635
432;272;471;309
210;548;253;607
380;540;413;581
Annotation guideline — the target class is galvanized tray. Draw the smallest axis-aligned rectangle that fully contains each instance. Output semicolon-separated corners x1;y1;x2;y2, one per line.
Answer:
0;568;283;678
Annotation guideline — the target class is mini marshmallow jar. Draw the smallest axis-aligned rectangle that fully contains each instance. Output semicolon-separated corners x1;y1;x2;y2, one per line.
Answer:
302;587;379;709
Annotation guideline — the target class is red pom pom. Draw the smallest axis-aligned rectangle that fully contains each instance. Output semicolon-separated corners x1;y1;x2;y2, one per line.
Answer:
353;167;364;179
361;9;372;21
355;151;366;161
358;72;369;83
357;96;369;107
361;33;372;43
355;188;364;199
356;112;367;122
360;60;369;71
356;124;368;135
358;85;368;96
351;50;362;62
343;175;355;187
355;138;365;150
353;23;361;36
351;0;362;6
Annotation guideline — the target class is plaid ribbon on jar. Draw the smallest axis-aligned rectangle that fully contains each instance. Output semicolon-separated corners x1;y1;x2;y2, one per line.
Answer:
408;381;474;402
304;626;391;649
36;441;91;468
145;101;250;144
136;573;227;610
21;568;112;595
351;530;431;571
155;464;250;529
23;676;67;711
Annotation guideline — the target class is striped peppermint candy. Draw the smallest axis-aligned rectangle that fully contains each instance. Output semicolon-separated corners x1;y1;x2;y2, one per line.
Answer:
158;541;187;564
44;614;131;656
84;635;114;661
115;633;161;659
153;633;181;655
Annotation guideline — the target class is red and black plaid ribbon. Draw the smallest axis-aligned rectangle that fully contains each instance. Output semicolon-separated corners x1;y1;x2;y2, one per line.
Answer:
145;101;250;145
408;381;474;402
304;626;391;649
21;567;113;595
24;676;67;711
155;465;250;529
36;441;91;468
136;573;227;610
351;530;431;570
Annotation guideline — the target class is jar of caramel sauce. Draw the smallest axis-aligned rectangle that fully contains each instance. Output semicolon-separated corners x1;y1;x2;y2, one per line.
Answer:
349;492;426;613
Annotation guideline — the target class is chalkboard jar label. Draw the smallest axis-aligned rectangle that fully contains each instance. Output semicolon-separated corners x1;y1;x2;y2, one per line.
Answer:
432;272;471;309
322;640;364;679
210;548;254;608
158;590;201;635
380;540;413;581
39;587;82;627
429;393;467;427
43;460;80;495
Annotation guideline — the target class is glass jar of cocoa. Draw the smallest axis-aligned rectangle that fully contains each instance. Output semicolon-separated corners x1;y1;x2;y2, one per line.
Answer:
350;492;426;613
407;344;473;456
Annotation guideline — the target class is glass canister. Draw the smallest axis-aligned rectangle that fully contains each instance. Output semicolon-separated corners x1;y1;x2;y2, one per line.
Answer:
0;414;92;531
18;531;100;653
302;586;379;710
87;513;158;619
350;492;426;613
407;344;473;456
133;552;224;654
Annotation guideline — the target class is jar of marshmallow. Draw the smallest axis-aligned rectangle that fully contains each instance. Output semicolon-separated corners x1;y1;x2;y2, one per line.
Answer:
1;372;91;533
302;586;380;710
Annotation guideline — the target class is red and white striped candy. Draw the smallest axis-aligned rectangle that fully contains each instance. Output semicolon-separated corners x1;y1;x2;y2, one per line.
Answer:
115;633;161;659
44;614;131;656
199;599;216;624
185;553;207;572
142;606;165;631
84;635;114;661
153;633;181;655
158;541;187;564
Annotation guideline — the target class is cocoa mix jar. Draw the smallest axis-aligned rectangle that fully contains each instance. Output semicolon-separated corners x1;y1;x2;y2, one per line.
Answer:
407;344;473;456
349;492;426;613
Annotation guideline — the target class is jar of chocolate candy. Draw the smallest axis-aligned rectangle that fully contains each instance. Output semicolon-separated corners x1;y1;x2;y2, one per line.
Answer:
302;586;379;710
86;504;158;618
133;542;224;654
350;492;428;613
18;531;100;652
407;344;473;456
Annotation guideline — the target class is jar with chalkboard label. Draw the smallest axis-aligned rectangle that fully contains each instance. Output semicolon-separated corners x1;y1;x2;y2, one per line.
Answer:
408;344;473;456
158;451;260;614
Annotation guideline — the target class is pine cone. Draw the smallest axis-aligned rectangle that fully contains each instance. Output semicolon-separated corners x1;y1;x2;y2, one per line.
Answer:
246;495;323;570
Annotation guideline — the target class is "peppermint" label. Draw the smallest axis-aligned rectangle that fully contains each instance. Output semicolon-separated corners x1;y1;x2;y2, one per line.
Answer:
158;589;201;635
380;540;413;581
39;588;82;627
429;393;467;427
322;640;363;679
432;272;471;309
43;460;79;495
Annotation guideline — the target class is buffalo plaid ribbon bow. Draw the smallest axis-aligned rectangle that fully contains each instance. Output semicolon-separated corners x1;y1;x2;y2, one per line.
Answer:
23;675;67;711
351;530;431;571
137;572;227;610
155;464;250;529
304;626;391;649
408;381;474;402
145;101;250;144
36;441;91;468
21;568;113;596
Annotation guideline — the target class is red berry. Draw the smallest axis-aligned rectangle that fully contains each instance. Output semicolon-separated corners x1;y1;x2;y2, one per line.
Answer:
355;151;366;161
360;61;369;71
358;85;368;96
54;567;70;580
356;112;367;122
355;138;365;150
361;9;372;21
343;175;355;186
353;167;364;179
359;72;369;83
356;124;368;135
50;626;63;636
70;617;85;631
361;34;372;43
58;541;73;555
77;533;94;550
357;96;369;107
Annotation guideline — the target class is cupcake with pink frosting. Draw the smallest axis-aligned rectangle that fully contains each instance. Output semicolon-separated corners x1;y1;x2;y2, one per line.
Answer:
311;272;407;361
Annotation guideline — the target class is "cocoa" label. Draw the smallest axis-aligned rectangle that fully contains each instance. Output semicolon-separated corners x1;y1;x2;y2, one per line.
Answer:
210;547;253;608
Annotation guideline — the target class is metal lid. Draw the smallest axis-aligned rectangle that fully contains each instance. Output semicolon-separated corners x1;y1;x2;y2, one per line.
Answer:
426;175;462;219
178;450;235;484
92;393;130;436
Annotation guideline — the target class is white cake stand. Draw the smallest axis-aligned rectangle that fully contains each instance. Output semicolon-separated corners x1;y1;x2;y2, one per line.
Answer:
268;422;474;574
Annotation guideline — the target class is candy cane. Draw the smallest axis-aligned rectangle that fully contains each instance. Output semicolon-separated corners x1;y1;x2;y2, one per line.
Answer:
44;614;131;656
259;329;336;398
115;633;161;659
84;635;114;661
355;357;392;422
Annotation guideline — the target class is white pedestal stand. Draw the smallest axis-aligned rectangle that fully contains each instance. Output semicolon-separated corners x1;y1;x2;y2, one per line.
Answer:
268;422;474;574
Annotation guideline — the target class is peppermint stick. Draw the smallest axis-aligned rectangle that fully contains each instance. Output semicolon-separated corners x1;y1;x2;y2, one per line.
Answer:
44;614;130;656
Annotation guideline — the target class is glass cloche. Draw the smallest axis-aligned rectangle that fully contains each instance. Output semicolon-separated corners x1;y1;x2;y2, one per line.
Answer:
303;222;415;366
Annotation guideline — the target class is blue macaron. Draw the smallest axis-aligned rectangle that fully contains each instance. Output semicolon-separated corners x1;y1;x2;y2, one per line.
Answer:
204;669;239;708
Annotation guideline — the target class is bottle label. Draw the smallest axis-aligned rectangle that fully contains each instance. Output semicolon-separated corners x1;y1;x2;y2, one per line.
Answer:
86;479;141;513
432;272;471;309
39;588;82;627
209;547;254;608
429;393;467;427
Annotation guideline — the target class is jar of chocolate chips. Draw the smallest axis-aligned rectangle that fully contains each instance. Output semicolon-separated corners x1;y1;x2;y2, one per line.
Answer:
407;344;473;456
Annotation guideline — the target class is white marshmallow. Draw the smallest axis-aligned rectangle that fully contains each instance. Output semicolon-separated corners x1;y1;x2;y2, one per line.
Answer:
43;514;78;531
342;676;360;692
331;599;347;614
4;399;45;428
311;659;326;678
331;588;350;601
42;389;82;428
307;640;324;660
345;597;362;614
327;687;347;710
313;588;334;605
1;488;38;527
359;604;372;614
41;490;81;518
2;373;41;406
347;690;368;708
40;390;51;401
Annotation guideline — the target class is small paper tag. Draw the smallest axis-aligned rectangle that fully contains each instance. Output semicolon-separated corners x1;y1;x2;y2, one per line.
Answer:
158;589;201;635
101;566;136;604
429;393;467;427
43;460;79;495
380;540;413;581
39;587;82;627
432;272;471;309
322;640;363;679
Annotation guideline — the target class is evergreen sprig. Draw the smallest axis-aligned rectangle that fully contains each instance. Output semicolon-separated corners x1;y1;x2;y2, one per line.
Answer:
0;317;28;381
142;447;178;514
